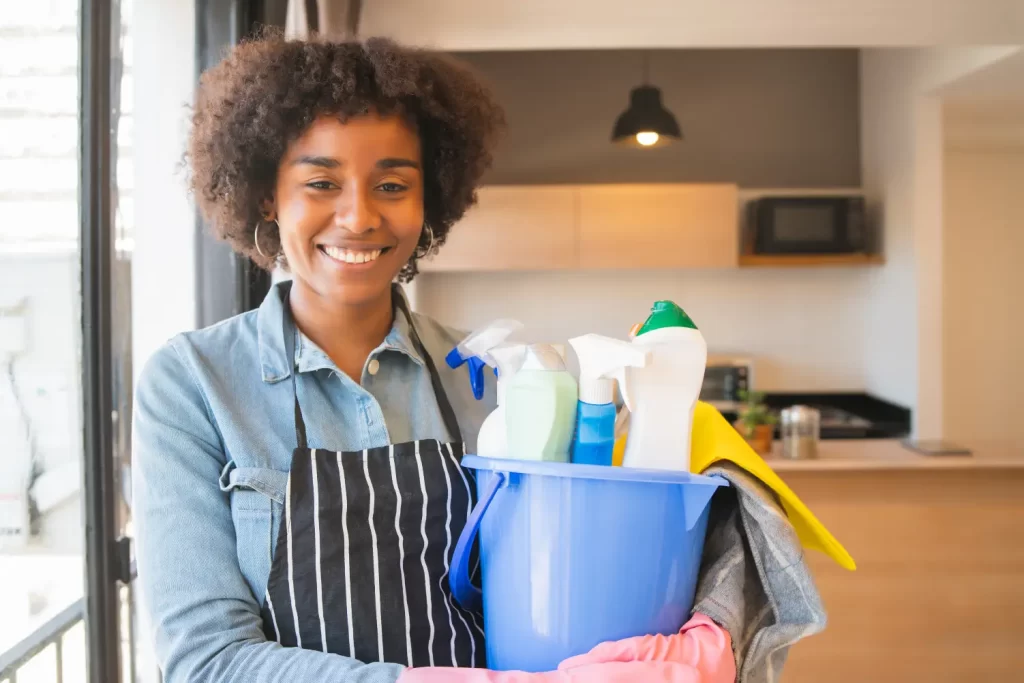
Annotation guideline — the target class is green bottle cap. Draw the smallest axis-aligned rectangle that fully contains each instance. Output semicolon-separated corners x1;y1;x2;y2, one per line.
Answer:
636;300;698;335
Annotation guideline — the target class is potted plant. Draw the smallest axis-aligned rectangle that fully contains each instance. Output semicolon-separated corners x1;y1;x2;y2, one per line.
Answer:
735;390;777;455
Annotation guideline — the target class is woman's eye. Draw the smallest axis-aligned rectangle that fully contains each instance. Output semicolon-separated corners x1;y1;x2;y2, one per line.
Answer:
307;180;336;190
378;182;407;193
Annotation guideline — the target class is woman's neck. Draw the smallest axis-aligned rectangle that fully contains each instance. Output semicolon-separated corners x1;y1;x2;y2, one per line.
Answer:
288;282;395;383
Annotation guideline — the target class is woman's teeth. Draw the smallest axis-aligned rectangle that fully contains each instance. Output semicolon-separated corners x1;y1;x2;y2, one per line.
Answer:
322;245;383;264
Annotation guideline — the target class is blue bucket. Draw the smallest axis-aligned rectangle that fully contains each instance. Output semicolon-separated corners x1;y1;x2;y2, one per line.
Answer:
450;455;728;672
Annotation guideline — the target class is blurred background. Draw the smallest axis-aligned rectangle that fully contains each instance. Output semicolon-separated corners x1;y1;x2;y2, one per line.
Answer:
0;1;1021;681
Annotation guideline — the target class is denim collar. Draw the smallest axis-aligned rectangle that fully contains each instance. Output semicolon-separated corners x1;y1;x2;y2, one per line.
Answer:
257;280;424;384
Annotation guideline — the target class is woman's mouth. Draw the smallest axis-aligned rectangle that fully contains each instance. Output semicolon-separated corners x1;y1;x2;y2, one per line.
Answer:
319;244;391;265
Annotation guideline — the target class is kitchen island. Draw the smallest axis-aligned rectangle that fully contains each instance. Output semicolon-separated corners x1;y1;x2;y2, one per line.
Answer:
767;439;1024;682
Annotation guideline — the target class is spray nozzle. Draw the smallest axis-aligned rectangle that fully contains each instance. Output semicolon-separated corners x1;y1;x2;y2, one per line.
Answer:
446;319;523;400
568;333;649;406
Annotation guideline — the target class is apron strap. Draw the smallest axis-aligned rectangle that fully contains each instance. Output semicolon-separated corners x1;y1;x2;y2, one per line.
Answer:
282;299;309;450
392;285;464;444
282;284;464;449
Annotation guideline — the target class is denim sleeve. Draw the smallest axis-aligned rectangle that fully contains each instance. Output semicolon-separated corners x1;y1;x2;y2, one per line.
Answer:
132;343;405;683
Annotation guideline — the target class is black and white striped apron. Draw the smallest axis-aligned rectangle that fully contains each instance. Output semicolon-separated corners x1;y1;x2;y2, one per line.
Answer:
260;291;486;667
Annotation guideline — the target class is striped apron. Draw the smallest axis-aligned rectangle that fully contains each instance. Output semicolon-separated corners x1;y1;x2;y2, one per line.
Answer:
260;292;486;667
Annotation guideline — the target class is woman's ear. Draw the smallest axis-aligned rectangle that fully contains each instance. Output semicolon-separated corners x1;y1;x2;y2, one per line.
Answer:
259;196;276;222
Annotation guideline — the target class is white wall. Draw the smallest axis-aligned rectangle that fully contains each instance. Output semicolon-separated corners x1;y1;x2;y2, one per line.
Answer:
417;268;869;392
942;145;1024;451
361;0;1024;50
132;0;198;377
859;47;1021;437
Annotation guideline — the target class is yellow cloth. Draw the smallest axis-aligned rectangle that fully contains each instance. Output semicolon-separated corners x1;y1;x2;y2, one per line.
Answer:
613;401;856;571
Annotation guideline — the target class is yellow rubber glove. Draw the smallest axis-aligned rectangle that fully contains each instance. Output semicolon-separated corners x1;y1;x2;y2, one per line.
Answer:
613;401;856;571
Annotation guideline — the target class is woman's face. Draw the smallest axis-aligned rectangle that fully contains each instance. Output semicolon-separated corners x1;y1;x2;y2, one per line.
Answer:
269;112;425;307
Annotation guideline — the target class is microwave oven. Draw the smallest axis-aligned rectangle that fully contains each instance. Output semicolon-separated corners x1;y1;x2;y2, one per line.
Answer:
748;195;868;255
699;356;753;413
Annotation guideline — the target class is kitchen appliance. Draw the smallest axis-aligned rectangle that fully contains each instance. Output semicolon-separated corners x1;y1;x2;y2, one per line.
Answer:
748;195;869;255
699;355;752;413
780;405;820;459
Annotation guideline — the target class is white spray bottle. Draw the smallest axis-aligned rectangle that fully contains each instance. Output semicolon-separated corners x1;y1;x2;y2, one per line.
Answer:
567;334;649;466
476;344;527;458
619;301;707;472
445;319;523;400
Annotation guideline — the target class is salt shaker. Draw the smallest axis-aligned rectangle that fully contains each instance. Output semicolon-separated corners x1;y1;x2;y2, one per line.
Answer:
780;405;820;459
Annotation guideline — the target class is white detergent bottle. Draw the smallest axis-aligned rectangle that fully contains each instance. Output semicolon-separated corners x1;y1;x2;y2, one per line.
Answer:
619;301;707;471
504;344;578;462
476;344;527;458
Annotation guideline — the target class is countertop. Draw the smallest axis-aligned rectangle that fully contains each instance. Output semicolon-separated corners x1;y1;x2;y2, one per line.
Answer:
762;438;1024;471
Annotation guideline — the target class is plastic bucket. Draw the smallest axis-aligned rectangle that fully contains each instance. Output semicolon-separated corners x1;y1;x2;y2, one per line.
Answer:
450;455;728;672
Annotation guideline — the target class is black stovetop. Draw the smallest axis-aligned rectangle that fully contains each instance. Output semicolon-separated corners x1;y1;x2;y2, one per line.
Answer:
721;392;911;440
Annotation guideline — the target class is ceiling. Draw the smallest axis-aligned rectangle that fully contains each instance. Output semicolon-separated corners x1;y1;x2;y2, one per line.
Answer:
943;49;1024;149
359;0;1024;50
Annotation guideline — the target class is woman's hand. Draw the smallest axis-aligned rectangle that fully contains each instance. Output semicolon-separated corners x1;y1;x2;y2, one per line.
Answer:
397;613;735;683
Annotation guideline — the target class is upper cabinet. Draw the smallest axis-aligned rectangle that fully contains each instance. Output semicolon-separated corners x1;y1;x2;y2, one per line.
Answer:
577;184;738;269
418;183;739;273
418;186;577;272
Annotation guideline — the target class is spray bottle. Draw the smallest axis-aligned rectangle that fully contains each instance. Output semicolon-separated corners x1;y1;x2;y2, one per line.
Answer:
619;301;707;471
475;343;527;458
446;319;523;400
504;344;578;462
567;334;649;466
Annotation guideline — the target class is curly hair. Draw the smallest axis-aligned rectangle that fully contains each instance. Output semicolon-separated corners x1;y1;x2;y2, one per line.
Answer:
186;30;505;281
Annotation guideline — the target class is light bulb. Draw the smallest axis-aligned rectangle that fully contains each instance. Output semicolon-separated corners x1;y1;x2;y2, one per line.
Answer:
635;131;659;146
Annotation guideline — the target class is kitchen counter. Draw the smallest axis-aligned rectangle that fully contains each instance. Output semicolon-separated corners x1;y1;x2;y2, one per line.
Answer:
769;440;1024;683
762;438;1024;472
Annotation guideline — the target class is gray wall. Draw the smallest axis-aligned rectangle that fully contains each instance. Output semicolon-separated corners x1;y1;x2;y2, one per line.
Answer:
456;49;861;187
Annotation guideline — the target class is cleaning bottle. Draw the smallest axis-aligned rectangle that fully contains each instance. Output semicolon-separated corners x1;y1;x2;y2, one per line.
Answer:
504;344;578;462
619;301;707;472
446;319;523;400
476;344;527;458
567;333;649;466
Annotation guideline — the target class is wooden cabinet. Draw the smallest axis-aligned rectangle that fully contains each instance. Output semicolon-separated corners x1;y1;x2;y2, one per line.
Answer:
418;183;739;272
577;184;738;269
418;186;577;272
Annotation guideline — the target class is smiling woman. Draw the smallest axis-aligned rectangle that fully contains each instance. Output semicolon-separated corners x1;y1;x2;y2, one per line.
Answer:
131;31;512;683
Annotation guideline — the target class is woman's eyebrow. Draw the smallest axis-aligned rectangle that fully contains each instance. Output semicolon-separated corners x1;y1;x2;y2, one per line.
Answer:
291;155;340;168
377;157;421;170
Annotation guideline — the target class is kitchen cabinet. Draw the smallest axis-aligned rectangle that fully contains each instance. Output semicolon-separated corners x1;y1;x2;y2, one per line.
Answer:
577;184;738;269
418;186;577;272
418;183;739;272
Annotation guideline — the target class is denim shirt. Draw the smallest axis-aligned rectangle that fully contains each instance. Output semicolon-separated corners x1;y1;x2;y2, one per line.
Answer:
132;282;495;683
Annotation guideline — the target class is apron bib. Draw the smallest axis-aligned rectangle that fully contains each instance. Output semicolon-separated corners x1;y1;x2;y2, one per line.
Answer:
260;290;485;668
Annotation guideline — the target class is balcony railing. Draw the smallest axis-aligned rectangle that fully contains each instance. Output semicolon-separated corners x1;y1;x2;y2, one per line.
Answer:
0;597;83;683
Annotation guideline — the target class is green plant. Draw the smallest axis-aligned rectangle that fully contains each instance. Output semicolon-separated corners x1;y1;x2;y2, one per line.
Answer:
736;390;777;438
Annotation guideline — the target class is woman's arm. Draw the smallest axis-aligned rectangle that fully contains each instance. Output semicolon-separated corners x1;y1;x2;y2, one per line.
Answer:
132;343;404;683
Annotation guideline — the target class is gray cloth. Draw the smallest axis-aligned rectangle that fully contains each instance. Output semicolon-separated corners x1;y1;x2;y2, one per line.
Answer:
693;463;828;683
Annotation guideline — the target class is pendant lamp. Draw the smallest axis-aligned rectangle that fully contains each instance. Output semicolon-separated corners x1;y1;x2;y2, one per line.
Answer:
611;53;682;148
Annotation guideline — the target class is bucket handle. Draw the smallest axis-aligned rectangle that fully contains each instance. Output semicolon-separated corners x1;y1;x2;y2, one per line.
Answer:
450;470;507;612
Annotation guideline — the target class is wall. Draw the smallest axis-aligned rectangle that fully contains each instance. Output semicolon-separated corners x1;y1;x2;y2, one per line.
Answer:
858;47;1020;436
457;49;861;187
417;268;869;392
361;0;1024;50
132;0;198;378
942;145;1024;451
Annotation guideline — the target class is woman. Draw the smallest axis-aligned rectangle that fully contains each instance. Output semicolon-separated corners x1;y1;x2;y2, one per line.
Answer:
133;33;733;682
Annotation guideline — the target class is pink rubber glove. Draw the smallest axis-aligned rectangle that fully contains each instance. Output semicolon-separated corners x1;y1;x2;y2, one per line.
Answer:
397;613;735;683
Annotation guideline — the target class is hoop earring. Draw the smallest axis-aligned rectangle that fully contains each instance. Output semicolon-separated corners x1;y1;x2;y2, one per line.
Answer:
255;219;278;260
415;225;435;258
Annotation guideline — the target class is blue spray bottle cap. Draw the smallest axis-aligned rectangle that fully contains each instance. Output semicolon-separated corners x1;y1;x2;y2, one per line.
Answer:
446;319;523;400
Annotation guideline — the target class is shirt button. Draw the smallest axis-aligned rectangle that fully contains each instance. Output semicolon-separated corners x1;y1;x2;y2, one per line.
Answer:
367;359;380;376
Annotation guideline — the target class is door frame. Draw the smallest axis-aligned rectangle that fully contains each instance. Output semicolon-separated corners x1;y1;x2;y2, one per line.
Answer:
80;0;123;680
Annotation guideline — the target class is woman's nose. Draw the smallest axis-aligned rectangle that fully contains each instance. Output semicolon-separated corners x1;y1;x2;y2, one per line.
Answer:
334;187;380;234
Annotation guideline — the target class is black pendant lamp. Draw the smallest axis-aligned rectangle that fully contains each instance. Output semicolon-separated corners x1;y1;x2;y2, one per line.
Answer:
611;53;682;148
